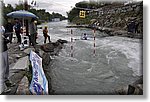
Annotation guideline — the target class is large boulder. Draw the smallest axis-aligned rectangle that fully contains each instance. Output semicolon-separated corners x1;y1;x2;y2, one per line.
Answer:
42;53;52;67
116;76;143;95
57;39;68;44
40;43;55;52
40;39;68;53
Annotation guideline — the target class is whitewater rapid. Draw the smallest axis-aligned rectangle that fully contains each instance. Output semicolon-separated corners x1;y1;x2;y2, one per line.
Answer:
37;20;142;94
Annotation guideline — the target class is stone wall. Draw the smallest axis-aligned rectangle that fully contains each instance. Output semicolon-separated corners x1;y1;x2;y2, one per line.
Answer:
90;2;142;16
89;1;143;35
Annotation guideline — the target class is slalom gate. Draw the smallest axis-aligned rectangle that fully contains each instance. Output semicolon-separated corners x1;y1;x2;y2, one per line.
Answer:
69;28;96;57
93;29;96;56
70;29;73;57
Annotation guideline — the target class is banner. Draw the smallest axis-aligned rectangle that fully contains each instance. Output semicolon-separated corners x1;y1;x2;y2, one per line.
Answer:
29;50;48;95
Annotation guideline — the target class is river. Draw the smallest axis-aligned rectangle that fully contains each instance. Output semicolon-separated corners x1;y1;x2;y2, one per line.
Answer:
37;20;142;95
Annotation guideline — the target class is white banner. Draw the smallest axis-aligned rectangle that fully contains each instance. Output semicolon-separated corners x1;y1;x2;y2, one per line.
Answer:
29;50;48;95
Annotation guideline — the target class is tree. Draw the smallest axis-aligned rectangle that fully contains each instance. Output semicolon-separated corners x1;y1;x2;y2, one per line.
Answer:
2;4;14;24
3;4;14;16
2;2;66;25
67;7;79;22
15;4;24;10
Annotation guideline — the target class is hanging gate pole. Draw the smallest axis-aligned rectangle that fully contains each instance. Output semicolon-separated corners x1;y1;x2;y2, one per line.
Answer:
71;29;73;57
93;29;96;56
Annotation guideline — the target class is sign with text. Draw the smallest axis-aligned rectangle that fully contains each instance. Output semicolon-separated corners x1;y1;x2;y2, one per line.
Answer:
29;50;48;95
79;10;86;18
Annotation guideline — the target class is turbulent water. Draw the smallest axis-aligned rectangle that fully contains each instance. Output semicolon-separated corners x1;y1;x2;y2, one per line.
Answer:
37;20;142;95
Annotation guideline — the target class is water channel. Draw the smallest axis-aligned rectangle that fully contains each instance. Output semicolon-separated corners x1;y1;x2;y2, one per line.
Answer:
37;20;142;94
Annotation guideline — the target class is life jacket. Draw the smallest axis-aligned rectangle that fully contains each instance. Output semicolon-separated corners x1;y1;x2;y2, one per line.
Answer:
43;29;48;36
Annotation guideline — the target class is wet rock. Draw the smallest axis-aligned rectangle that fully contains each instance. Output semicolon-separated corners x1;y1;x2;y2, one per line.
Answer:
40;39;67;55
127;84;143;95
42;53;53;95
57;39;68;44
40;43;55;52
42;53;52;67
116;76;143;95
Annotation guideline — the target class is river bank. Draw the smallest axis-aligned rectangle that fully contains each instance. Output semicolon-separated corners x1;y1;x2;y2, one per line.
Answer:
1;38;68;95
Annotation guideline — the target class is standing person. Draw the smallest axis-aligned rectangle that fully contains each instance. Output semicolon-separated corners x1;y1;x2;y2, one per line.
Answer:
0;26;6;93
5;20;14;43
135;22;139;34
29;18;37;47
43;26;50;43
130;21;136;33
14;19;22;44
1;32;15;93
34;20;38;44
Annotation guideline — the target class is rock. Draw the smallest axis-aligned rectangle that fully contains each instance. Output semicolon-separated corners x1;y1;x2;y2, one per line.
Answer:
42;53;52;66
133;76;143;85
2;70;26;95
57;39;68;44
40;43;55;52
15;54;21;59
127;84;143;95
52;42;60;47
116;76;143;95
23;48;35;55
40;39;67;53
16;76;31;95
11;56;29;70
39;40;67;94
42;53;53;94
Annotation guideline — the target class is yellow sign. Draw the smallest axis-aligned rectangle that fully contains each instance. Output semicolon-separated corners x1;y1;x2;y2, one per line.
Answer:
79;10;86;18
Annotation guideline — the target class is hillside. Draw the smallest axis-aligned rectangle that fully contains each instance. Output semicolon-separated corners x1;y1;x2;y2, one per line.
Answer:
68;1;143;37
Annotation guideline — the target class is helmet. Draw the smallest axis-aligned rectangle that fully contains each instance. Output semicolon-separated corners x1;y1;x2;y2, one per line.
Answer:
44;26;47;29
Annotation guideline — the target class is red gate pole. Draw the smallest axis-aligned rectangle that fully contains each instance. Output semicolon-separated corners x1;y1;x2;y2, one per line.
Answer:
93;29;96;56
71;29;73;57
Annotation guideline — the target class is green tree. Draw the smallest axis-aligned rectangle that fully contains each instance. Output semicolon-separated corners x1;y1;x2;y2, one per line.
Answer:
15;4;24;10
2;2;66;25
2;4;14;24
67;7;79;22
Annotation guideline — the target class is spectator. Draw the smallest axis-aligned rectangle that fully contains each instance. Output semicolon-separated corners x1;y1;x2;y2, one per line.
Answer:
29;18;37;47
135;22;139;33
0;27;15;93
14;19;22;44
34;20;38;44
5;20;14;43
128;21;136;33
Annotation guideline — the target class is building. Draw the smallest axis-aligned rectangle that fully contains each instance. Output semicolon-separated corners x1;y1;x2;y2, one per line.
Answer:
52;18;60;22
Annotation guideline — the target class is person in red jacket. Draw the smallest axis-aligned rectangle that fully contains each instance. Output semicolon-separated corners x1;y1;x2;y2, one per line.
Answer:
43;26;50;43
